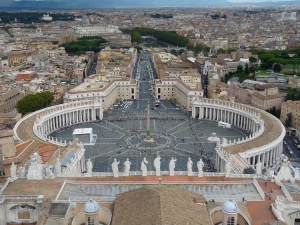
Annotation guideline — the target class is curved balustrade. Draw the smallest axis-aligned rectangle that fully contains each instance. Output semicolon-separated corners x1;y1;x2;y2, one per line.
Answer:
192;98;285;172
27;100;104;146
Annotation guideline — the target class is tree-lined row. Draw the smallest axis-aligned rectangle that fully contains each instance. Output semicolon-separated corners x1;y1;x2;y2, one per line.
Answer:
122;27;189;47
250;48;300;73
60;36;107;54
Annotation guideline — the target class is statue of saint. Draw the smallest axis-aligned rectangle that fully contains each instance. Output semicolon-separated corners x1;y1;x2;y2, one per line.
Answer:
17;166;26;179
197;159;204;177
169;157;177;176
187;157;193;176
86;159;93;174
141;157;148;176
154;155;161;176
256;161;262;175
54;158;61;175
45;167;54;179
10;162;16;179
112;158;120;177
124;158;131;176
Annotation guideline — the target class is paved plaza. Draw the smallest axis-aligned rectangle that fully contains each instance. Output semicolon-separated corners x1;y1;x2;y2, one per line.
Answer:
53;112;249;172
51;52;249;173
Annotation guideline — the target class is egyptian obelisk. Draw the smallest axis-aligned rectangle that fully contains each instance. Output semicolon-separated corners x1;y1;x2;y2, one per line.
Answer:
146;100;151;140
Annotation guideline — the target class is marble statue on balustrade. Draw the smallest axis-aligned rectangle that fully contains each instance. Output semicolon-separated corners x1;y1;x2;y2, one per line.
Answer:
17;166;26;179
54;158;61;176
27;153;44;180
112;158;120;178
169;157;177;176
222;137;228;147
141;157;148;176
274;154;295;182
256;161;262;175
86;159;93;177
197;159;204;177
10;162;17;179
187;157;193;176
45;166;54;179
124;158;131;177
154;155;161;176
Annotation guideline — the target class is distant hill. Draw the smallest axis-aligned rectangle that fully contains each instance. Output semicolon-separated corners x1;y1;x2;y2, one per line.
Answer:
0;0;298;9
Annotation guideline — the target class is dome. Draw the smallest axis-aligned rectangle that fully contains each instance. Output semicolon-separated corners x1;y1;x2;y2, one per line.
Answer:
84;199;100;214
222;200;239;214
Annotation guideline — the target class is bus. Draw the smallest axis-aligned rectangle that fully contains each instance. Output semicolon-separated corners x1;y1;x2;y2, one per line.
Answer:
218;121;231;128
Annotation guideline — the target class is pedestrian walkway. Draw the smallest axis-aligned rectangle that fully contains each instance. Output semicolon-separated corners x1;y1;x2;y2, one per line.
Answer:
246;181;283;225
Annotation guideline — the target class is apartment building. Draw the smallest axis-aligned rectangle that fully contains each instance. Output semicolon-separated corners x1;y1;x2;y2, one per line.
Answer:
151;48;203;110
0;89;24;113
64;47;137;110
228;81;286;109
281;100;300;137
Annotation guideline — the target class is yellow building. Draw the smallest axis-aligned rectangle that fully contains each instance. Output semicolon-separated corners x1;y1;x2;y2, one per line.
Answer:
281;100;300;136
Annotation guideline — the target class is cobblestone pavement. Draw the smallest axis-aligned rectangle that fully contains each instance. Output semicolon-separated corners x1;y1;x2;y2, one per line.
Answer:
53;114;249;172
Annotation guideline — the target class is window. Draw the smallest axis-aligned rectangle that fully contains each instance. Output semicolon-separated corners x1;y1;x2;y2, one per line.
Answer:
227;217;235;225
87;217;95;225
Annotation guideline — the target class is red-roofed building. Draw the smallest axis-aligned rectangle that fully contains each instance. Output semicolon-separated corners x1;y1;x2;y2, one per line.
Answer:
16;71;38;82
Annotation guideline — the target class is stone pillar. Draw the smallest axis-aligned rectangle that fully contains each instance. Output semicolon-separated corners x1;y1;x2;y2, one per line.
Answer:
262;152;265;168
192;105;195;119
234;113;237;125
270;150;273;165
100;107;103;120
221;110;223;121
273;148;276;163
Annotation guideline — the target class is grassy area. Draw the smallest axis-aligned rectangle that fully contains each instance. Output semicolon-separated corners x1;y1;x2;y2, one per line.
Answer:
256;70;270;75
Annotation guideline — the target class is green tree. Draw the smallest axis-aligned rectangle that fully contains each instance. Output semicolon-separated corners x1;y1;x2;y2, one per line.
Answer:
16;92;53;115
245;63;250;75
134;46;142;51
249;66;258;76
249;56;257;66
227;48;235;54
285;113;292;127
217;48;224;54
170;49;177;56
237;65;244;73
130;31;142;44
